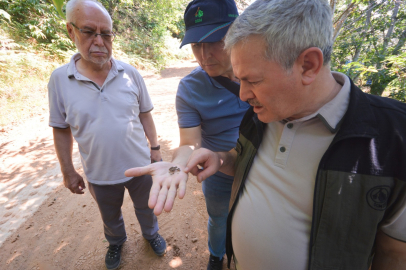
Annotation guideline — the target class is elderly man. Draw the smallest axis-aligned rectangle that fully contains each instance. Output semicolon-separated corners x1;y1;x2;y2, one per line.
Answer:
48;0;166;269
125;0;249;269
129;0;406;269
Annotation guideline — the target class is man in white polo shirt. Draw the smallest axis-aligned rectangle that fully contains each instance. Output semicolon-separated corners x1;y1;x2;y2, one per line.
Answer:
48;0;166;269
137;0;406;269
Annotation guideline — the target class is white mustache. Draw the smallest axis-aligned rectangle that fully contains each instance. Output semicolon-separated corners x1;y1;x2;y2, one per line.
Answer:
90;47;108;53
247;99;262;107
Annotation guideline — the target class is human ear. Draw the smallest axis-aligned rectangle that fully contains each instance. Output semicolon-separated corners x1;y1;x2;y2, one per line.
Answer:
297;47;323;85
66;23;76;42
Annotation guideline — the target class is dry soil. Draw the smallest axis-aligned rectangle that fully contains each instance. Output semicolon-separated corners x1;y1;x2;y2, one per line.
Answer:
0;60;235;270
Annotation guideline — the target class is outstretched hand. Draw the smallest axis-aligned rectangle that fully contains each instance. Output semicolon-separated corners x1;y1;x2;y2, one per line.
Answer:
125;148;223;215
125;162;188;215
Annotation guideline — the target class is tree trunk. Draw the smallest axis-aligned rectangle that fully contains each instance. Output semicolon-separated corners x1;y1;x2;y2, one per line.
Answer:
370;0;402;96
370;78;390;96
352;1;373;62
392;28;406;56
333;2;356;41
352;46;361;62
105;0;116;17
382;1;400;54
330;0;337;15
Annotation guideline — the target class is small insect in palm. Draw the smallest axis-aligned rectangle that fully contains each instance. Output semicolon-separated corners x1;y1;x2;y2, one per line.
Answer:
169;166;181;175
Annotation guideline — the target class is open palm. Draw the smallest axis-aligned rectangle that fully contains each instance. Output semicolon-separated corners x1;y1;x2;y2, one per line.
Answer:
125;161;188;215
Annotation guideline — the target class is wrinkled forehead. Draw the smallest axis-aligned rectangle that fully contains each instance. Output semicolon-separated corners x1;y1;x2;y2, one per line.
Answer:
230;36;267;61
72;1;112;28
230;36;276;78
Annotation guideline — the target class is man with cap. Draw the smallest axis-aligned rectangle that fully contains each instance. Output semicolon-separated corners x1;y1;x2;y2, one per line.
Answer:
125;0;249;269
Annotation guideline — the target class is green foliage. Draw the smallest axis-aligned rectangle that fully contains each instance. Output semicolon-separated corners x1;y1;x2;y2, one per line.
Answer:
332;0;406;101
107;0;190;69
0;29;65;126
1;0;190;68
0;0;75;58
52;0;65;18
385;53;406;102
0;8;10;21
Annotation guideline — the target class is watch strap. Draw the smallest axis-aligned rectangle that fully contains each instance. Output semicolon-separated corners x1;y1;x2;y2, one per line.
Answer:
150;145;160;150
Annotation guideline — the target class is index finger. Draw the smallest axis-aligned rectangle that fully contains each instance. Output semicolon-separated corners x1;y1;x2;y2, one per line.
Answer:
184;152;205;173
185;154;218;179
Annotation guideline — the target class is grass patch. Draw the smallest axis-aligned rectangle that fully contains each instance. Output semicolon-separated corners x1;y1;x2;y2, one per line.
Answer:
0;49;65;127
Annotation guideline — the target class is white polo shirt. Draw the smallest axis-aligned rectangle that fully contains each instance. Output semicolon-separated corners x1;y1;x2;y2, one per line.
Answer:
48;53;152;185
232;72;351;270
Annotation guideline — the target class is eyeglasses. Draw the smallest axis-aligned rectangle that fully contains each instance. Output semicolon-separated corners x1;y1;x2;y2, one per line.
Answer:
70;22;116;42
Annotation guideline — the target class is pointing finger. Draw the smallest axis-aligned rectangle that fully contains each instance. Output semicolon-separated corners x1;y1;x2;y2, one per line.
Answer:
125;166;153;177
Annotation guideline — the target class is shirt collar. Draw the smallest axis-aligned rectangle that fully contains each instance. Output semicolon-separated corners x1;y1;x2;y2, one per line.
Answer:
283;72;351;133
205;72;224;89
67;52;124;80
198;67;227;89
316;72;351;133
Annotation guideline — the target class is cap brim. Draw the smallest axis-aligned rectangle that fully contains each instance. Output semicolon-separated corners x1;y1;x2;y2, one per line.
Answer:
180;22;231;48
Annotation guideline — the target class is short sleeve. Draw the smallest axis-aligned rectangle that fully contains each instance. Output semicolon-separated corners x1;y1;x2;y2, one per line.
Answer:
379;192;406;241
133;70;153;113
48;72;69;128
176;80;201;128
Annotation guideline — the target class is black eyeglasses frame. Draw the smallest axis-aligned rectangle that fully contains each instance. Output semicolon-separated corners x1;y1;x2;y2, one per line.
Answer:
70;22;116;42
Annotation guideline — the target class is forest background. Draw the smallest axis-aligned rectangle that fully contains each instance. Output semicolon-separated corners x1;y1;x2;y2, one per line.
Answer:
0;0;405;128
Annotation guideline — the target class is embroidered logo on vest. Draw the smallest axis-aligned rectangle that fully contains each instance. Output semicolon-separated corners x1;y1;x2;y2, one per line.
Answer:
366;186;390;211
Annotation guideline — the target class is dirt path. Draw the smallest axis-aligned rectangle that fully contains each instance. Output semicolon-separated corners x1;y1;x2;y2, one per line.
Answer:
0;60;234;270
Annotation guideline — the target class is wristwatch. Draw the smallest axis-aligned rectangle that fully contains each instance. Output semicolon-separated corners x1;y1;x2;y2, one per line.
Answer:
150;145;160;150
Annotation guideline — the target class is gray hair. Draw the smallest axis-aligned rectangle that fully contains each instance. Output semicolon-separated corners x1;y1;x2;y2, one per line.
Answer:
66;0;110;24
225;0;333;69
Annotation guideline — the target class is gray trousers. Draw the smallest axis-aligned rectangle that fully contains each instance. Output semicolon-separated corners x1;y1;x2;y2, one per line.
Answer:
88;175;159;246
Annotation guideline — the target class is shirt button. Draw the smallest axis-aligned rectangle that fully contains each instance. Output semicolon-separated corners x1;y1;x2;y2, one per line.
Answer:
280;146;286;153
287;123;293;129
